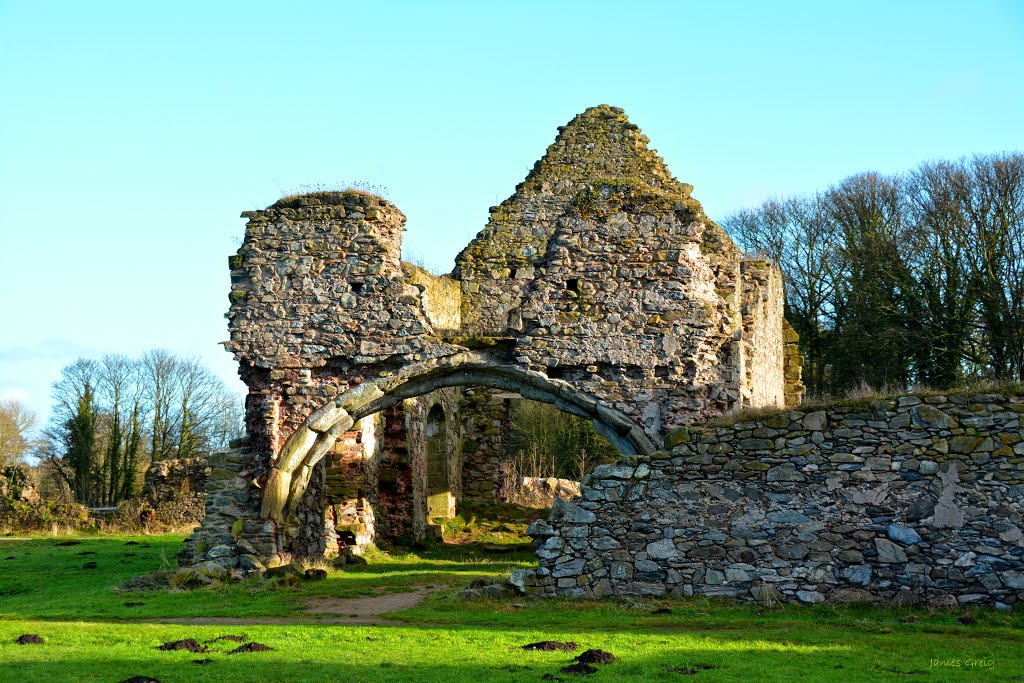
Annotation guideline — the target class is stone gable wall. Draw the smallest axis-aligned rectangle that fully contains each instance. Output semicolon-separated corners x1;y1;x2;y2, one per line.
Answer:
521;392;1024;607
453;106;683;336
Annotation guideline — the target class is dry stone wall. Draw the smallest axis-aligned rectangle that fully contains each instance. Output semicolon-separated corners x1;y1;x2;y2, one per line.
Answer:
518;391;1024;607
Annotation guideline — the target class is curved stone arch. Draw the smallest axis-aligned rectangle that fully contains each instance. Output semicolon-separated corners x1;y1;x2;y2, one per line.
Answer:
261;351;658;525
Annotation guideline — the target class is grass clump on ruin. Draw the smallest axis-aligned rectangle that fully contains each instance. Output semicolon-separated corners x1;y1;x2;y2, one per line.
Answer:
269;181;390;210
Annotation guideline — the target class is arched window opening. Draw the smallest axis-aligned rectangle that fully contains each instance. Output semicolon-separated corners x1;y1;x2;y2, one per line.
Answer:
424;404;452;520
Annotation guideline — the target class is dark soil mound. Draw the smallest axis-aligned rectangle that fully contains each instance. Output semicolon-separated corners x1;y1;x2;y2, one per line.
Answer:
157;639;208;653
55;541;81;547
212;635;246;643
575;649;615;664
192;659;215;666
118;677;160;683
228;642;273;654
304;568;328;581
560;663;598;675
15;634;43;645
124;541;140;545
123;602;144;607
958;616;978;625
83;561;98;569
522;641;580;652
78;551;96;555
4;556;15;560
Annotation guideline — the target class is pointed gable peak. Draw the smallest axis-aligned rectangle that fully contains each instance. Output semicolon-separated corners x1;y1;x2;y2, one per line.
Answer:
520;104;681;192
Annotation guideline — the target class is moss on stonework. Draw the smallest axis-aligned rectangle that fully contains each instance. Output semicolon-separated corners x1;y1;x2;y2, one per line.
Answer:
664;427;691;448
700;220;738;259
572;181;694;220
453;104;723;275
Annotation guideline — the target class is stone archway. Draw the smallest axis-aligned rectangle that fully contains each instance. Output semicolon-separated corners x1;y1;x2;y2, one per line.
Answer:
259;351;656;531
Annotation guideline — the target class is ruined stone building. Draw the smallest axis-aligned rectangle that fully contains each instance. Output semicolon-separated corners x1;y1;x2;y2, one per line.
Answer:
181;105;801;570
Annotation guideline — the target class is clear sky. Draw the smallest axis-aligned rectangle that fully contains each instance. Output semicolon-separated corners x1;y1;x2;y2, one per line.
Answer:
1;0;1022;425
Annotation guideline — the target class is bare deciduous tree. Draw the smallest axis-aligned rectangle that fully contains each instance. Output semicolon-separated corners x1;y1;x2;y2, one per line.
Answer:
722;151;1024;393
45;351;242;505
0;399;38;467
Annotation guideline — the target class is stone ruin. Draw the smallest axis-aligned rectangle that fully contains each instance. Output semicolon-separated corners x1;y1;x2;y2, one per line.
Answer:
0;465;38;504
134;102;1024;607
142;457;209;527
179;104;801;571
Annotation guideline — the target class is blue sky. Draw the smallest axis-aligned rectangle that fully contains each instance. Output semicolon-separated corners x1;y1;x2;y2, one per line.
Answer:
1;0;1022;424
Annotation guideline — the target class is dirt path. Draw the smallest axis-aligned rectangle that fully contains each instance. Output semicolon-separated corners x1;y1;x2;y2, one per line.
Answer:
151;586;437;626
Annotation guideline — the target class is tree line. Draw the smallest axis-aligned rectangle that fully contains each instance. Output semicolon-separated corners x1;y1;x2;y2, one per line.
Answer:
41;350;243;507
505;400;619;482
722;152;1024;396
0;399;38;468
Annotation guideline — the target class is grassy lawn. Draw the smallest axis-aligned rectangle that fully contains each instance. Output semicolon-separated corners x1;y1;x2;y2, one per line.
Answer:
0;534;1021;682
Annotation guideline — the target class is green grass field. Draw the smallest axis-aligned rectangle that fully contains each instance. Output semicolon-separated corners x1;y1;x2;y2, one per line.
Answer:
0;534;1021;682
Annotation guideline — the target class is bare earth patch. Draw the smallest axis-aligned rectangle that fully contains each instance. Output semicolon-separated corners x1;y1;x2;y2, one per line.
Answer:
302;586;434;620
151;586;436;626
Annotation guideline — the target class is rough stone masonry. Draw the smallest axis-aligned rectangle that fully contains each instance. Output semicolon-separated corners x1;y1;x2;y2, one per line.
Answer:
180;104;799;571
516;392;1024;607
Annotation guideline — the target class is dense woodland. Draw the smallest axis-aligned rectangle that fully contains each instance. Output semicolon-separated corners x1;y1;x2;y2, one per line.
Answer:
723;152;1024;396
13;350;243;507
